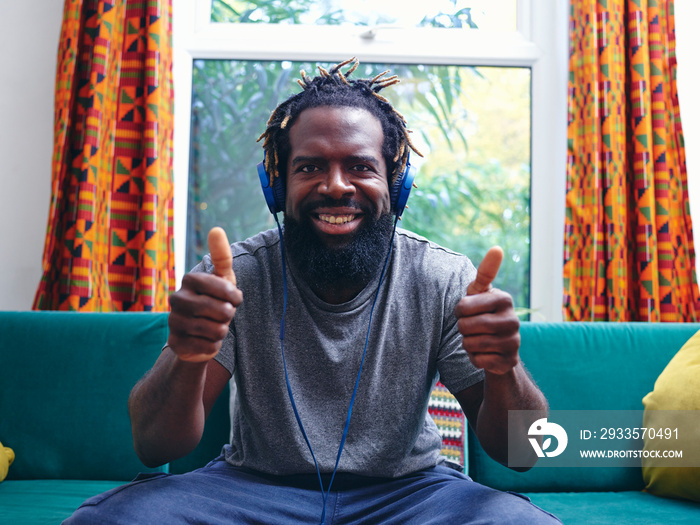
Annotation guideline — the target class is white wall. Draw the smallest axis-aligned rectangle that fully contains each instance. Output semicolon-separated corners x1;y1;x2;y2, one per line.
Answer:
676;0;700;256
0;0;64;310
0;1;698;312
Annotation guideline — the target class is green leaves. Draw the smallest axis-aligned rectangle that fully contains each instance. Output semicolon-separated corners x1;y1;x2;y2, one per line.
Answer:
186;60;298;269
211;0;326;24
211;0;481;28
419;7;477;29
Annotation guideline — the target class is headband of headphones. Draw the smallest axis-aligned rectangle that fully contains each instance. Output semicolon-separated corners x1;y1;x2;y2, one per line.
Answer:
257;154;416;218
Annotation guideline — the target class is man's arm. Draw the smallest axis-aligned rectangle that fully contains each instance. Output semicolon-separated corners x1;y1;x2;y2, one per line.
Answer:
129;228;242;467
128;346;232;467
454;365;547;471
453;247;547;470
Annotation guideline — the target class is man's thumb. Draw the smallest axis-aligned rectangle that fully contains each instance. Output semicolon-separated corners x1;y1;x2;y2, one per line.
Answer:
467;246;503;295
208;227;237;286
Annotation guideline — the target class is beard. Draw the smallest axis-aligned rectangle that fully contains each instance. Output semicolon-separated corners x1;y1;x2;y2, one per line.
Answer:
283;200;395;293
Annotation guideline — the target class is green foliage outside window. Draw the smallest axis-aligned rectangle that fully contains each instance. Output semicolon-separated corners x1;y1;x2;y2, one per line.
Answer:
210;0;481;28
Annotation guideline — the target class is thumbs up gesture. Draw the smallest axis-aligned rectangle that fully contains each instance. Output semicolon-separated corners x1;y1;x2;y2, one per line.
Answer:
466;246;503;295
208;227;237;287
454;246;520;375
167;227;242;363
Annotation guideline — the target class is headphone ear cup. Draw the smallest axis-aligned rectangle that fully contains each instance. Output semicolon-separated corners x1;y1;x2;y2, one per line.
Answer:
390;160;416;218
257;161;286;214
272;174;286;213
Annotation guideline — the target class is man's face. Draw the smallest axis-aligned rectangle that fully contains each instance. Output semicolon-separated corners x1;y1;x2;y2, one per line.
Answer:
284;106;391;249
282;106;394;295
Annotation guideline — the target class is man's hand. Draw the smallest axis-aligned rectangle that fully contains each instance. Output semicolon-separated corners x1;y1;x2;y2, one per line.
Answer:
454;246;520;374
167;228;242;363
453;246;548;470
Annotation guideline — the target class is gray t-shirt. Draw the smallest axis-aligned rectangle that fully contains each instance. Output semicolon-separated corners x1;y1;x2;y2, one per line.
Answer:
194;227;484;478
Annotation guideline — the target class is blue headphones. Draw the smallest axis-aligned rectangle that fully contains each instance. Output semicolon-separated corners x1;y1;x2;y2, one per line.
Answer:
257;153;416;218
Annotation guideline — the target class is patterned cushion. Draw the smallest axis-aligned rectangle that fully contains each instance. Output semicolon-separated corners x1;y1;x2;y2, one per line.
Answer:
428;382;465;466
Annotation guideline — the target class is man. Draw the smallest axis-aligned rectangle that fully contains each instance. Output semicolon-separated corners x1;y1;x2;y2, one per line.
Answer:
67;59;559;523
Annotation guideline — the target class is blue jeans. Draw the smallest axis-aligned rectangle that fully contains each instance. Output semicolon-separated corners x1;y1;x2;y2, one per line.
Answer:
65;456;560;524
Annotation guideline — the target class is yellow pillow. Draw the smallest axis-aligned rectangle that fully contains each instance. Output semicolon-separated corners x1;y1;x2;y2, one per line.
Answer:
0;441;14;482
641;329;700;502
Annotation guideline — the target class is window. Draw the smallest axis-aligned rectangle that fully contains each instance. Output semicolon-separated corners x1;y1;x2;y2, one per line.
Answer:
173;0;569;320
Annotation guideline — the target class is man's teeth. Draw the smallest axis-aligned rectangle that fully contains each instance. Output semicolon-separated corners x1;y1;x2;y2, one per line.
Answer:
318;214;356;225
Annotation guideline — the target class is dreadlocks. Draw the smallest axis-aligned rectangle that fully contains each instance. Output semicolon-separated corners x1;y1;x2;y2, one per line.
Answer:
257;57;423;191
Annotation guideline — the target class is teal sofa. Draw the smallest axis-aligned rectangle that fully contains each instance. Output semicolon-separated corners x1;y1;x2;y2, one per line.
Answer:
1;311;699;523
470;322;700;524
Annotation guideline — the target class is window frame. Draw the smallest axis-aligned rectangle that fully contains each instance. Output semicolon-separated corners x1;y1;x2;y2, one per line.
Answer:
172;0;570;322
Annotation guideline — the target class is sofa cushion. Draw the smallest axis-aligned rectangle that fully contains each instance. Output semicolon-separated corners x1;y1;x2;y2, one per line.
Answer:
642;328;700;502
0;311;169;481
0;479;123;524
525;490;700;524
468;322;700;492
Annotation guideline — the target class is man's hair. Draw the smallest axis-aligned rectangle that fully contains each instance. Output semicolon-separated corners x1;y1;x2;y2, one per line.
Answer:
257;57;422;188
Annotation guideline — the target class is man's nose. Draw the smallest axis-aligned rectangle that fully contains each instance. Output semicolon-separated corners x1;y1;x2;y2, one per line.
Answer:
318;167;355;199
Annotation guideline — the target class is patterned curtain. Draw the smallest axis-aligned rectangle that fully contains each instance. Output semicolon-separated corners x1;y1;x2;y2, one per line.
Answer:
564;0;699;322
33;0;174;312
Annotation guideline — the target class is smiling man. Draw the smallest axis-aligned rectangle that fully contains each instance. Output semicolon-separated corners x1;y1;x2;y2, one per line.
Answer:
66;59;560;524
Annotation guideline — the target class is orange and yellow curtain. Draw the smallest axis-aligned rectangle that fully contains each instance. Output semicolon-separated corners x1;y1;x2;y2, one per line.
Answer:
564;0;700;322
34;0;175;312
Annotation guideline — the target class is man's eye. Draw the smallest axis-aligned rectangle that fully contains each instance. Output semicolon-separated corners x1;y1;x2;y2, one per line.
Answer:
352;164;371;172
300;165;319;173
